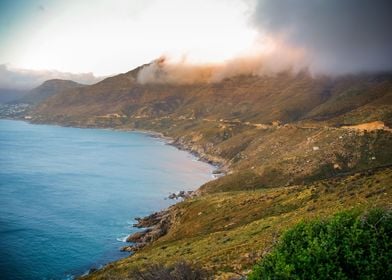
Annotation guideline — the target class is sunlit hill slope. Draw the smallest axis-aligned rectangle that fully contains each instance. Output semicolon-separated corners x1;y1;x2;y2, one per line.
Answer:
26;65;392;279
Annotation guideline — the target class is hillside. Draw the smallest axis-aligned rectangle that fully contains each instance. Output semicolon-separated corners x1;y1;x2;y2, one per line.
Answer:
83;167;392;279
33;70;392;126
28;66;392;279
18;79;85;105
32;68;392;188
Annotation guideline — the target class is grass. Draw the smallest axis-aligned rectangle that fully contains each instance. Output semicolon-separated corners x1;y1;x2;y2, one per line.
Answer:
84;167;392;280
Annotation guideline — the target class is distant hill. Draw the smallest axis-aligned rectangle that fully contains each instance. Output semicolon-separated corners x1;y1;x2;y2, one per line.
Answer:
0;88;28;103
18;79;85;105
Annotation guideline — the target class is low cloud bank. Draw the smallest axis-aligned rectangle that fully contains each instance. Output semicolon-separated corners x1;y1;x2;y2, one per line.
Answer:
137;37;307;84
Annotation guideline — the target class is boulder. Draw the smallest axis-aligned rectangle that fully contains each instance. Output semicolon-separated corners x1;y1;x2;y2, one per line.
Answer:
126;229;151;243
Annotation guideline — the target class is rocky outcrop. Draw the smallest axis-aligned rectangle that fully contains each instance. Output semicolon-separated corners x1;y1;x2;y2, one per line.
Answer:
167;190;196;200
125;229;151;242
120;210;173;253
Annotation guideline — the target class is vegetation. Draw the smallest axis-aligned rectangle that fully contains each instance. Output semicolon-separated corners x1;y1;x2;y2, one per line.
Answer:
249;208;392;280
33;71;392;126
129;261;210;280
26;68;392;279
84;167;392;280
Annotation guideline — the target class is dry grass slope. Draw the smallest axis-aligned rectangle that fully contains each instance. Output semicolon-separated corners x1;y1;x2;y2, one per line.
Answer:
84;167;392;280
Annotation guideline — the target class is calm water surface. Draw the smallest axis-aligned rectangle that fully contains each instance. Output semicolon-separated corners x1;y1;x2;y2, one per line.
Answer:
0;120;214;279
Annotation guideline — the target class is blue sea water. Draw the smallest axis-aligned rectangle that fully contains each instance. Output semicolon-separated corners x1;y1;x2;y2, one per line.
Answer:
0;120;214;280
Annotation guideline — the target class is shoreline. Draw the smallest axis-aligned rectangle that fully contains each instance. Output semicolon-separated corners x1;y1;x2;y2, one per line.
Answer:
1;118;224;278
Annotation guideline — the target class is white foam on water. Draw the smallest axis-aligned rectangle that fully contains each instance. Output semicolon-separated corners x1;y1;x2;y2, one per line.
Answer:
116;234;130;242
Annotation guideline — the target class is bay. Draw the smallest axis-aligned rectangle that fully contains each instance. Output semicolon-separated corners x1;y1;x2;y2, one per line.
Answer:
0;120;213;280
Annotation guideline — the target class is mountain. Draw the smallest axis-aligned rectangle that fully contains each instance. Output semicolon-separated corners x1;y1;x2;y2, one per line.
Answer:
17;79;85;105
29;65;392;279
33;69;392;126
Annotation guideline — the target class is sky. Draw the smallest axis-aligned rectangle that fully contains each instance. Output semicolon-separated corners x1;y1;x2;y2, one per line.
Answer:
0;0;257;86
252;0;392;74
0;0;391;89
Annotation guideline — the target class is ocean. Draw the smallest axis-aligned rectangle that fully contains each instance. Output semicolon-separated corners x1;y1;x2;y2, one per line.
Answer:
0;120;214;279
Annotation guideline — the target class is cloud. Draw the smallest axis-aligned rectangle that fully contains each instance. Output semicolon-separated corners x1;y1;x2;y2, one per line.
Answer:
138;0;392;84
137;57;216;84
0;64;105;89
137;39;307;84
1;0;256;76
251;0;392;74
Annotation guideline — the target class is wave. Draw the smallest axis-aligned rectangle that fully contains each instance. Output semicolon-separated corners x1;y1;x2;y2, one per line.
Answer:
116;234;130;242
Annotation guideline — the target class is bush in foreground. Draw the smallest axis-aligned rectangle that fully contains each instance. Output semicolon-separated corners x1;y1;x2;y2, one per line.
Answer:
249;209;392;280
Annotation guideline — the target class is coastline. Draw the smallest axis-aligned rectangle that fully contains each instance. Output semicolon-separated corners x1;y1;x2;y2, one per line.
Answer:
1;118;223;278
3;107;392;278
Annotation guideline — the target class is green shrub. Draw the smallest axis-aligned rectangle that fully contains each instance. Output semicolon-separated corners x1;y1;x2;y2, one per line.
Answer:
248;209;392;280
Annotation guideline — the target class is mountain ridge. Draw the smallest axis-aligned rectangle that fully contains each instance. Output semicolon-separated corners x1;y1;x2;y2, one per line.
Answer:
32;68;392;126
24;65;392;279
